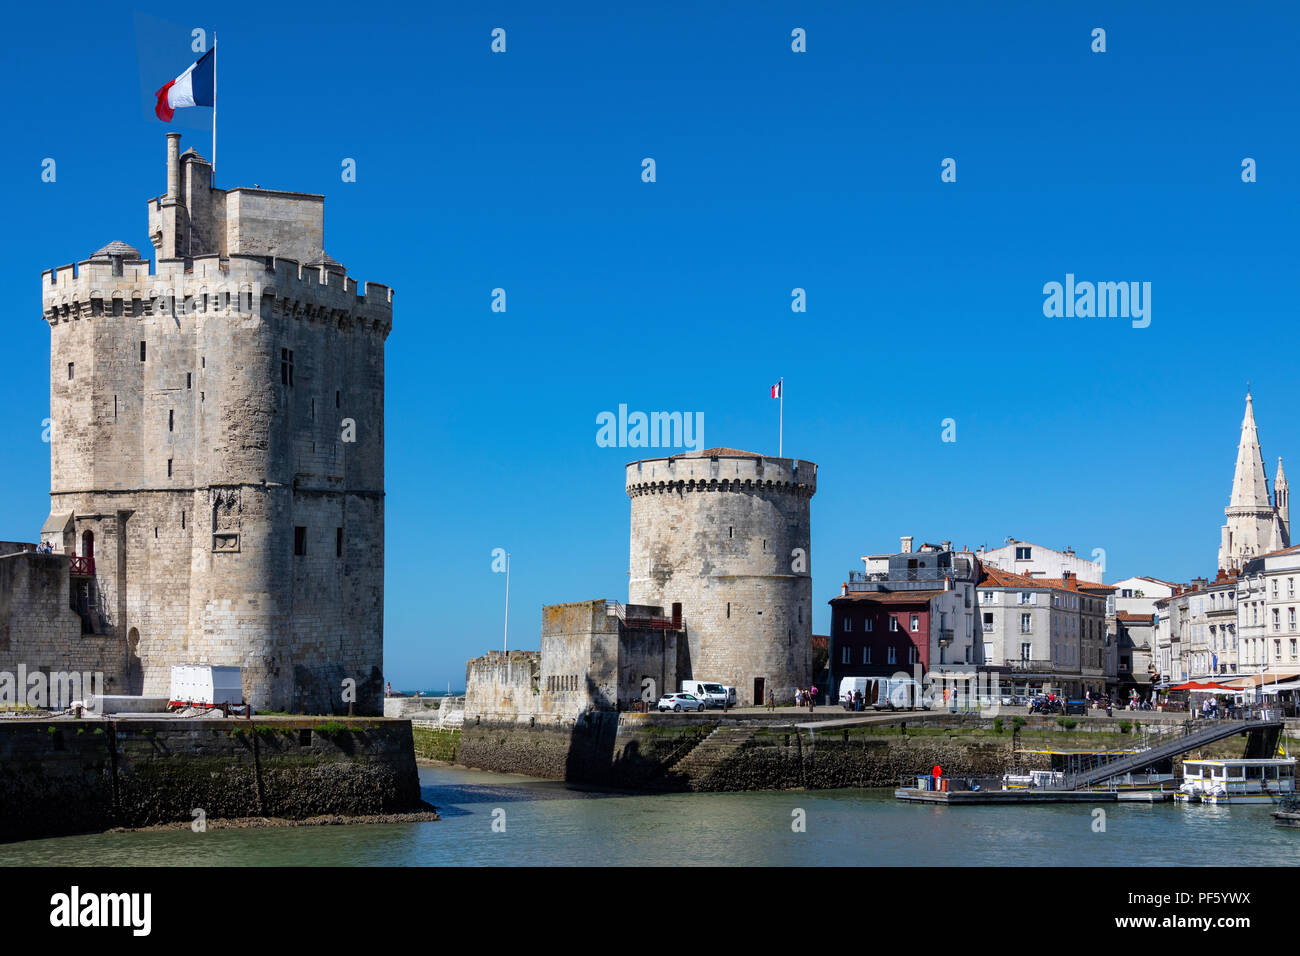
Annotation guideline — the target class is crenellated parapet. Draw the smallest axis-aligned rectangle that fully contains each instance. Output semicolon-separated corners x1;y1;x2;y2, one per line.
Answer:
625;453;817;499
42;253;392;338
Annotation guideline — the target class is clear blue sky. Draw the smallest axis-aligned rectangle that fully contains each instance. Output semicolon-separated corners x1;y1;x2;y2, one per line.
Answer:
2;1;1297;690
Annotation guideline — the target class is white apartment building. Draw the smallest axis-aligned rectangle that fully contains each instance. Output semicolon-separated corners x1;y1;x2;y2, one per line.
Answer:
977;565;1109;697
976;539;1105;584
1112;576;1179;616
1155;575;1239;682
1237;545;1300;676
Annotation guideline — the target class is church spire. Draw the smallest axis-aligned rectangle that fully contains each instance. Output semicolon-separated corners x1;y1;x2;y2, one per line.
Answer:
1278;456;1290;543
1219;391;1286;571
1228;391;1272;510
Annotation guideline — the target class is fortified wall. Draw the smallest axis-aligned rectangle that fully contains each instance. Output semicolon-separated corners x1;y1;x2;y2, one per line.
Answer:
0;716;424;842
29;133;392;714
0;552;124;701
464;600;682;721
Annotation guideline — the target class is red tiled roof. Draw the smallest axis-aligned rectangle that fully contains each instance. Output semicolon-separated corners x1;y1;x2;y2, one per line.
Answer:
832;589;945;605
977;566;1106;592
977;566;1038;588
1133;575;1181;589
678;447;765;458
1116;611;1154;622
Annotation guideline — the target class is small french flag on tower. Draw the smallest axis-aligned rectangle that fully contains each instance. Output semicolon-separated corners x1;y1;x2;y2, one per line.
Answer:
154;47;215;122
770;381;782;399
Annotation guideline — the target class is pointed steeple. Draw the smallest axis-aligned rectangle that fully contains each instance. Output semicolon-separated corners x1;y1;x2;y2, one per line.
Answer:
1229;391;1272;510
1278;457;1290;544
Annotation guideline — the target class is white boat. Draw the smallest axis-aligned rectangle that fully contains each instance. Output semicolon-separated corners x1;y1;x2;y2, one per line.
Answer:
1173;757;1296;805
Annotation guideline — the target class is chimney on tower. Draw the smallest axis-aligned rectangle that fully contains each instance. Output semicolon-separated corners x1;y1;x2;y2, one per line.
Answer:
900;536;913;554
155;132;188;258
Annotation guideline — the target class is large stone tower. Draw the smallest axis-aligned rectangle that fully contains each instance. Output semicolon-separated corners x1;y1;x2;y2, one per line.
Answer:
1219;392;1289;572
39;133;392;714
626;448;816;705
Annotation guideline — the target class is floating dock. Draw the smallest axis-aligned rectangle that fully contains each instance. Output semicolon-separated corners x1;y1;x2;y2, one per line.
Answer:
895;787;1116;805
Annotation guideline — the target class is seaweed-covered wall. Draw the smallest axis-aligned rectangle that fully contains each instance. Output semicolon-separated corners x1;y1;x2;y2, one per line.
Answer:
0;717;423;842
450;713;1250;793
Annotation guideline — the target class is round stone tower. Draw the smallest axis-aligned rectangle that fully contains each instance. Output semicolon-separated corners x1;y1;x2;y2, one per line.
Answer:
626;448;817;706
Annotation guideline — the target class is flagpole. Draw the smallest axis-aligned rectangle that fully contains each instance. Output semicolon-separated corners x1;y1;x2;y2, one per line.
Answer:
503;552;511;653
211;33;217;177
779;377;784;458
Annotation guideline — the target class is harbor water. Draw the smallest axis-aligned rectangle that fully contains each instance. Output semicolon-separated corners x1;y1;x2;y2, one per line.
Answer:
1;764;1298;866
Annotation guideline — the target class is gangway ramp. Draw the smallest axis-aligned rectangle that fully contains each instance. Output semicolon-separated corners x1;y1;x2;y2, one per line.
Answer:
1066;716;1284;790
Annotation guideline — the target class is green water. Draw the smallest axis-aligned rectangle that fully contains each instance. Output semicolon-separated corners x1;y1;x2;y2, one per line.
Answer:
0;765;1297;866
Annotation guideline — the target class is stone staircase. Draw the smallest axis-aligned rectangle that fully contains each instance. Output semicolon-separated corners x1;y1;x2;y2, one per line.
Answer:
661;726;757;790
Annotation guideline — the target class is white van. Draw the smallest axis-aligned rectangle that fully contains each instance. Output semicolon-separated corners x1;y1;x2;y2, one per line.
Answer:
838;676;927;711
681;680;729;708
838;677;870;706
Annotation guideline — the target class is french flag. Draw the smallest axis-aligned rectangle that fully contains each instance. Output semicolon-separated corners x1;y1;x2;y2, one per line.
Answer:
770;381;782;399
154;48;215;122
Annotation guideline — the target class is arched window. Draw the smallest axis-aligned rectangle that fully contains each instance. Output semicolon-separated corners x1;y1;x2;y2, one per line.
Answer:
81;530;94;559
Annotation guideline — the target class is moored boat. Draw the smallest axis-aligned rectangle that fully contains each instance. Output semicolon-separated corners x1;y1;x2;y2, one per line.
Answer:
1174;757;1296;805
1271;793;1300;827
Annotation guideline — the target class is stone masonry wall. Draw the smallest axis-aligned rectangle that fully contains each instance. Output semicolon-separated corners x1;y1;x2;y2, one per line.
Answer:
0;553;126;701
0;717;423;842
39;135;391;715
463;651;541;720
627;454;816;705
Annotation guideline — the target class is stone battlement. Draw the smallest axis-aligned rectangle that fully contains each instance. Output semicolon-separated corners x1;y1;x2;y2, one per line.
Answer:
626;453;817;498
42;254;392;334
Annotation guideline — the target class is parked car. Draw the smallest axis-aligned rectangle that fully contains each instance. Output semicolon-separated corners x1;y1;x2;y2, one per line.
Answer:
658;692;706;713
681;680;730;708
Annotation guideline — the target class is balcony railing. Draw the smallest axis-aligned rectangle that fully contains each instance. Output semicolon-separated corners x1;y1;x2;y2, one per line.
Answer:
1002;659;1053;672
68;556;94;576
606;601;681;631
848;566;970;588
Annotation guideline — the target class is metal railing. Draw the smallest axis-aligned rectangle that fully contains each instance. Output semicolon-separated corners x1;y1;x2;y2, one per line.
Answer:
605;600;682;631
1002;659;1053;672
850;567;972;586
1064;710;1284;790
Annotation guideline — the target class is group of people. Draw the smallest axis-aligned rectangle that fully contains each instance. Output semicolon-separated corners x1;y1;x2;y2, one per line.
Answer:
841;689;869;712
1028;693;1063;714
24;542;54;554
1198;696;1227;719
794;686;818;711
